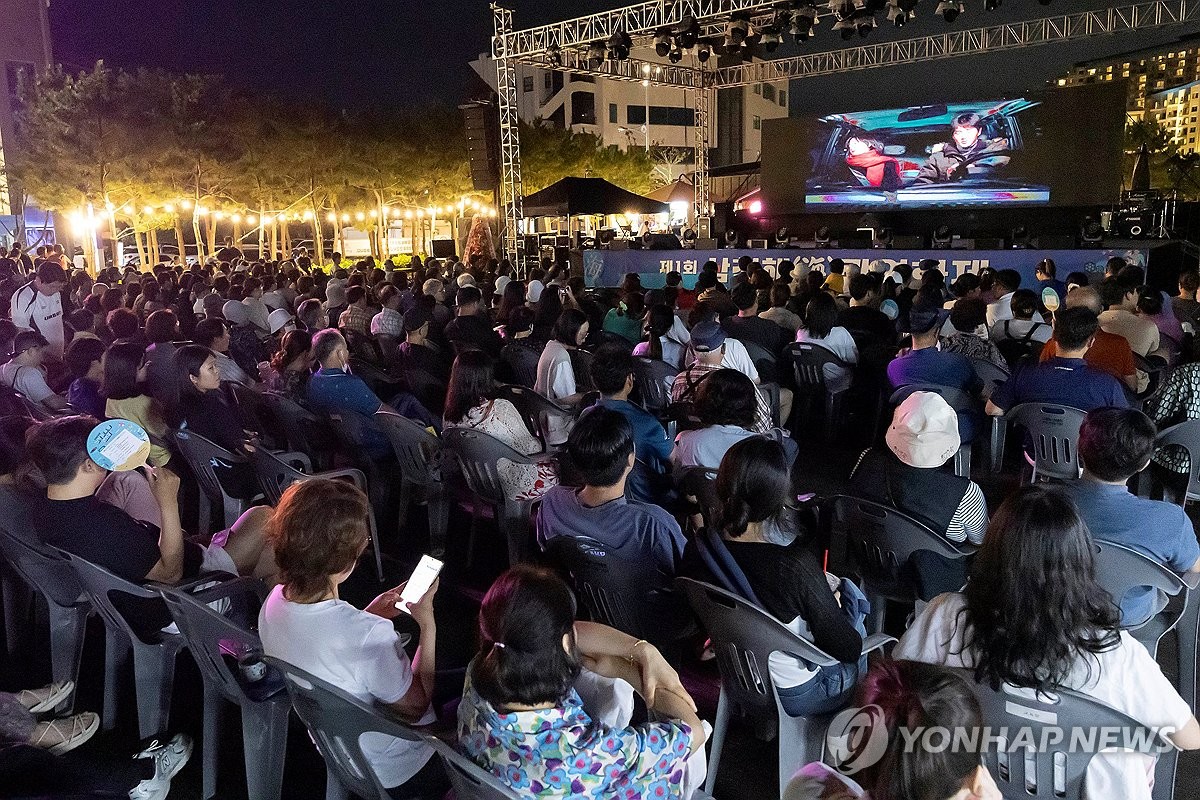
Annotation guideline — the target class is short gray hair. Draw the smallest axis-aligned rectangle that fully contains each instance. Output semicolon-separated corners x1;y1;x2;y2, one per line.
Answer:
311;328;345;365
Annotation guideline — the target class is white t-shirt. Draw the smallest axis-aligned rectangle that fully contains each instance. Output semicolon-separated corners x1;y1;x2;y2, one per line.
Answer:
670;423;756;471
258;585;435;788
9;283;65;359
534;340;576;446
0;361;56;404
633;337;686;371
893;592;1191;800
796;326;858;393
682;337;761;384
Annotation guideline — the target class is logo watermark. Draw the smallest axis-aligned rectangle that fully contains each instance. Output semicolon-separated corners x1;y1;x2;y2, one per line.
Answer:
825;705;1175;774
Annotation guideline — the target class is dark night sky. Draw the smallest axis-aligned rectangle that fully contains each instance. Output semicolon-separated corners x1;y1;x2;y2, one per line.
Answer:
49;0;1200;113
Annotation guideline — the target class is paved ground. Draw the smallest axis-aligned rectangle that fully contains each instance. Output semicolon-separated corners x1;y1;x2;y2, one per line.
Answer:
3;417;1199;798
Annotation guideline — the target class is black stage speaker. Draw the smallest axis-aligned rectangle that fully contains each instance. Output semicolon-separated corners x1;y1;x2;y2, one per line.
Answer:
432;239;457;259
1117;212;1154;239
839;236;872;250
462;104;498;192
644;233;683;250
696;237;718;250
974;237;1005;250
890;235;925;249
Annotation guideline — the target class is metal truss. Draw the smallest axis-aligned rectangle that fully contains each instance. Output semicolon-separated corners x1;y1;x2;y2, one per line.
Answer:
550;50;700;88
493;4;525;264
500;0;784;60
693;75;713;220
716;0;1200;86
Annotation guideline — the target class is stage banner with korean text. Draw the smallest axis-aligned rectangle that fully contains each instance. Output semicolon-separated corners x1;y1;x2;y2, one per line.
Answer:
582;247;1149;290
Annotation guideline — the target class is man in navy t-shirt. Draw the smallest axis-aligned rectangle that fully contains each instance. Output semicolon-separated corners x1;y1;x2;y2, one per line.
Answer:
1067;407;1200;625
887;304;983;441
986;306;1128;416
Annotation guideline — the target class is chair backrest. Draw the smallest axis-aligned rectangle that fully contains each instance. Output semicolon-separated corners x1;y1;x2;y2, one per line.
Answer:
259;392;335;464
959;670;1166;800
0;387;34;420
970;358;1010;396
172;427;246;504
995;335;1044;371
228;382;285;450
342;328;384;365
570;349;597;392
831;494;971;602
785;342;847;390
57;549;173;645
674;577;839;720
889;383;975;413
632;357;677;414
400;366;446;417
428;739;520;800
741;339;778;373
0;498;86;608
262;655;426;800
442;426;531;505
674;466;718;529
542;535;669;640
694;527;764;607
1155;418;1200;500
1004;403;1088;482
375;409;443;488
494;384;570;446
1091;539;1186;624
327;408;388;469
251;447;309;505
500;343;539;388
158;578;275;707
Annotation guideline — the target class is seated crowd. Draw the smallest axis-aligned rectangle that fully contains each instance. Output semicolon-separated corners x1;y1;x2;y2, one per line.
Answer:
2;244;1200;800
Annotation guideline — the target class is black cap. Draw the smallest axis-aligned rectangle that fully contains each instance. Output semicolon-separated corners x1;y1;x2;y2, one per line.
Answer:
402;307;432;333
908;305;950;335
10;330;49;357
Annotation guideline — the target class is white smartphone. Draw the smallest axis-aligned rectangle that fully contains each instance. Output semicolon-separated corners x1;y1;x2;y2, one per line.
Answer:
396;555;443;611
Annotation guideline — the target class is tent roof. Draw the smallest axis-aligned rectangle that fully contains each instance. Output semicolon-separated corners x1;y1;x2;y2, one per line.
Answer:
522;177;669;217
647;177;694;204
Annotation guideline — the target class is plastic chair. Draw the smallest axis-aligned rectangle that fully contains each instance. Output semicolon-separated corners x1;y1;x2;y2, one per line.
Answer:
442;427;540;566
541;534;682;646
0;500;119;718
172;428;257;536
325;409;395;518
228;382;285;451
56;550;191;740
262;655;432;800
251;448;383;582
1154;418;1200;505
259;392;336;472
830;494;976;634
991;403;1087;482
888;383;978;478
500;342;539;388
674;466;718;532
158;578;289;800
427;738;519;800
675;577;893;797
632;357;678;418
692;527;764;605
570;348;597;392
1092;539;1198;710
375;409;451;557
970;357;1010;398
399;366;446;418
784;342;851;439
494;384;576;449
957;668;1175;800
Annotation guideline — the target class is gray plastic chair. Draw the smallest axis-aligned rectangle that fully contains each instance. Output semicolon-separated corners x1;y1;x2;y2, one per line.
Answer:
1092;539;1198;710
57;550;191;739
495;384;576;449
427;738;519;800
259;392;336;471
325;409;397;524
632;357;678;419
251;448;383;582
158;577;289;800
889;383;978;478
375;409;451;557
675;577;893;797
830;495;975;634
990;403;1087;481
500;342;539;388
0;521;119;719
674;465;718;532
442;426;540;567
970;357;1010;399
784;342;851;439
957;668;1174;800
1154;418;1200;505
262;655;432;800
172;427;257;535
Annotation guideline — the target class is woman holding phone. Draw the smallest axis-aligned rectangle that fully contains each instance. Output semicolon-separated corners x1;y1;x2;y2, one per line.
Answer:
259;479;448;799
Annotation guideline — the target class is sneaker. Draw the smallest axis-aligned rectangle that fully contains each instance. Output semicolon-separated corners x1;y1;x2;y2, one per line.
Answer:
129;733;192;800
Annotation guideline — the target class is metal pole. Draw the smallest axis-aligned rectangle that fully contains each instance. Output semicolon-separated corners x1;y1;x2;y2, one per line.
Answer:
493;3;525;266
693;72;712;233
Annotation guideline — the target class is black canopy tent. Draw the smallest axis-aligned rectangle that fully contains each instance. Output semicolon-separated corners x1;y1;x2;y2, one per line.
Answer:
522;177;669;218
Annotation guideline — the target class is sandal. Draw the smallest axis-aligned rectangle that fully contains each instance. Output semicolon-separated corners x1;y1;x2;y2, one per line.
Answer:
15;681;75;714
30;711;100;755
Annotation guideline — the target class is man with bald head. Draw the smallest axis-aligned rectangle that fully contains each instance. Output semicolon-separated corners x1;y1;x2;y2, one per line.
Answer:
1038;285;1137;391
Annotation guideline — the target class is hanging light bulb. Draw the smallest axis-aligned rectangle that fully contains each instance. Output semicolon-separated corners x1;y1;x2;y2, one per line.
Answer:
327;212;338;223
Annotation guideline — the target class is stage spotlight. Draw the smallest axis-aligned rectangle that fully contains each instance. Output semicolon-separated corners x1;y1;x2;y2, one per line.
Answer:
654;29;672;57
725;229;741;248
1081;218;1104;245
833;17;856;39
668;46;683;63
875;228;894;248
775;227;791;246
984;0;1000;9
932;225;953;248
887;3;908;26
606;30;632;60
546;45;562;66
815;226;831;247
1010;226;1030;249
587;42;605;67
936;0;964;21
696;41;713;61
790;5;818;40
726;16;749;45
740;32;761;58
674;16;700;49
762;27;783;52
854;12;876;36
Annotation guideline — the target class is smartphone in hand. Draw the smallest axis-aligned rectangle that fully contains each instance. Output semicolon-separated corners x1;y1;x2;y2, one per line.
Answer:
396;555;444;612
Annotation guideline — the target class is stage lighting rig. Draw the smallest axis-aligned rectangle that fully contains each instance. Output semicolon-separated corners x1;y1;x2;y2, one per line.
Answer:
696;41;713;61
668;46;684;63
586;42;605;67
855;11;877;36
605;30;632;60
761;26;783;52
932;225;953;248
815;226;832;247
887;1;909;26
789;4;819;40
834;17;857;39
936;0;965;21
726;16;750;46
654;29;672;57
546;44;562;66
674;16;700;49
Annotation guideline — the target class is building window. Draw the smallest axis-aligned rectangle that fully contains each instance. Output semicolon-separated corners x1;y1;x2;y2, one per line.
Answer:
570;91;596;126
609;103;617;124
522;76;534;93
754;84;762;95
752;115;762;130
762;84;776;102
778;90;787;107
544;73;553;91
627;105;693;127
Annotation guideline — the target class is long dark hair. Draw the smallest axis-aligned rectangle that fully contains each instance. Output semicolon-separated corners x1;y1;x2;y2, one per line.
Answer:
644;304;674;362
444;350;497;425
497;280;525;324
271;329;312;373
169;344;218;425
963;486;1120;692
804;291;839;339
535;285;564;331
472;565;582;708
713;436;791;539
102;341;147;401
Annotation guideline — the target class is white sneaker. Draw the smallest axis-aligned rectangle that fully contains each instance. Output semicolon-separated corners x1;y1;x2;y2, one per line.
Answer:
129;733;193;800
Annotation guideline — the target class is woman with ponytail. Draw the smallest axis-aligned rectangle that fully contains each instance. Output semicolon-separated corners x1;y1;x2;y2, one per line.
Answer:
710;436;867;716
458;564;709;798
633;304;686;369
785;660;1001;800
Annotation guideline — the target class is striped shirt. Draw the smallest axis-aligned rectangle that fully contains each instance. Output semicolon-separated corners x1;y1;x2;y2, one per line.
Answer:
946;480;989;545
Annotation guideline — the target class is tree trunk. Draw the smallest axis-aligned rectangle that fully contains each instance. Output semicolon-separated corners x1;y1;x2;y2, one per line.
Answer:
206;217;216;259
233;219;242;245
149;227;159;265
311;189;325;267
258;204;266;262
332;202;343;258
173;216;186;264
282;219;291;256
134;228;148;268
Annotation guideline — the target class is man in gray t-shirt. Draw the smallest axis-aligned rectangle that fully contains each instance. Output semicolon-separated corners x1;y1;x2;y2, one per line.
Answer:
0;331;69;411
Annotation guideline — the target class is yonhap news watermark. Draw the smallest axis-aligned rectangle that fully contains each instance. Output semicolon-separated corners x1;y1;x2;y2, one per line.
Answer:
826;704;1176;774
